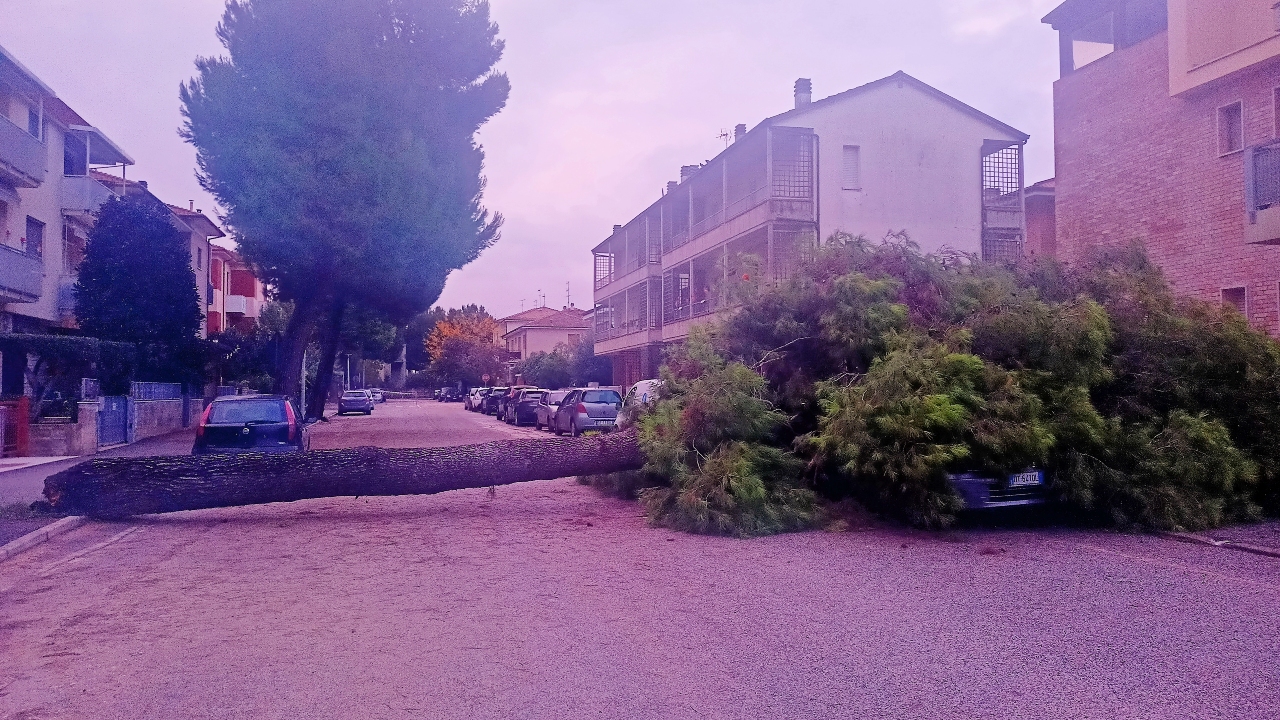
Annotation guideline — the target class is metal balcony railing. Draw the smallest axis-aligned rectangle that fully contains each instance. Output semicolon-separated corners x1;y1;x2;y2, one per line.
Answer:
0;243;42;303
61;175;115;215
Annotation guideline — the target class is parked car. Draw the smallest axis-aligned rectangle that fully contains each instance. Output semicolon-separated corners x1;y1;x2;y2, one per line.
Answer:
369;388;386;403
464;387;483;411
338;389;375;415
618;379;662;429
551;387;623;436
495;385;534;420
480;387;509;415
950;469;1048;509
444;387;467;402
535;390;570;430
504;388;547;426
192;395;309;455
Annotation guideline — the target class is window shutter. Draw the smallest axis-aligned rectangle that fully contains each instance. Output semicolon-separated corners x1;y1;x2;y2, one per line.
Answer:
842;145;861;190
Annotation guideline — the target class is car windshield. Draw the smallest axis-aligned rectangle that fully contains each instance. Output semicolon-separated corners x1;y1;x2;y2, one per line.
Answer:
581;390;622;404
545;391;569;404
208;399;287;424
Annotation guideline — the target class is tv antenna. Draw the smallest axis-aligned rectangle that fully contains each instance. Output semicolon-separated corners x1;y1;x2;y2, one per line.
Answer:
717;128;731;148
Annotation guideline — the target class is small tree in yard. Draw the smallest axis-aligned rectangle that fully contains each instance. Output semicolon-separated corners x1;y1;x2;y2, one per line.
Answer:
75;196;203;383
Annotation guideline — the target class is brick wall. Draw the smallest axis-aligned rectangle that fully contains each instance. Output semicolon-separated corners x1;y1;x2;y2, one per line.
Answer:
1054;33;1280;333
1025;193;1057;259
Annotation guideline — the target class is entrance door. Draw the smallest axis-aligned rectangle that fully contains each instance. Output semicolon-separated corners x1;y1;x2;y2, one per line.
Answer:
97;396;128;447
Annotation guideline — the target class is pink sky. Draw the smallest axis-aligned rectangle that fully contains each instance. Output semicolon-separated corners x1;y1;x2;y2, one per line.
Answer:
0;0;1062;319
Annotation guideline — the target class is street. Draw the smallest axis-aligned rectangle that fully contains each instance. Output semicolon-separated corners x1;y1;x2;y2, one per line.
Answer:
1;400;1278;719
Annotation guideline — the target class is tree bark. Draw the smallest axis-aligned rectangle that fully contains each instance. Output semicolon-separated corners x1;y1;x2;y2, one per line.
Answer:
43;431;645;519
274;295;319;401
306;298;347;420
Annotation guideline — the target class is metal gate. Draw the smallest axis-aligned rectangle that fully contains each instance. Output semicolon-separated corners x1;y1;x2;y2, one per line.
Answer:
98;396;128;447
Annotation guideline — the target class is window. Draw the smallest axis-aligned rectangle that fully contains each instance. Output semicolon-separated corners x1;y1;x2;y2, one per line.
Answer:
1072;13;1115;70
567;333;581;345
197;247;203;269
1222;286;1247;315
1274;87;1279;138
24;216;44;257
1218;102;1244;155
842;145;862;190
27;107;39;138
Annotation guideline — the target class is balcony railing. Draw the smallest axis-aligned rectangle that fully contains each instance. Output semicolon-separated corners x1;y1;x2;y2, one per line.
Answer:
0;243;43;303
0;115;47;188
1245;141;1280;245
61;175;115;215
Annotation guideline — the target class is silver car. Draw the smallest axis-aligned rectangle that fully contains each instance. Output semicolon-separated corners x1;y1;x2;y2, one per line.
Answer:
551;388;623;437
337;390;374;415
534;390;570;430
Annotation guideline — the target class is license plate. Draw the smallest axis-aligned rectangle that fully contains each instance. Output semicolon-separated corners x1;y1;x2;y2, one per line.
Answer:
1008;471;1044;488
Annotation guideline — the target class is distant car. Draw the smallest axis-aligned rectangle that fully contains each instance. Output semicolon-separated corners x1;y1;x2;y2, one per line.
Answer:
551;387;623;437
950;470;1048;509
369;388;386;403
338;390;374;415
535;390;570;430
625;379;662;407
481;387;509;415
505;388;547;426
464;387;483;411
444;387;467;402
192;395;309;455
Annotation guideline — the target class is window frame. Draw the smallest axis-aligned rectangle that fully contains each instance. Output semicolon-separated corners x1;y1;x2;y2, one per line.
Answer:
1221;285;1248;316
1217;101;1245;156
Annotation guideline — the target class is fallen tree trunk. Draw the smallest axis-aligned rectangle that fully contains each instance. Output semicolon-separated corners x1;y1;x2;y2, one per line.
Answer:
44;431;645;519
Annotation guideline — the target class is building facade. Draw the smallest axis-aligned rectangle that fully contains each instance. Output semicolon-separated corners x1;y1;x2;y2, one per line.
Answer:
207;246;266;335
592;72;1030;387
1044;0;1280;331
502;307;590;361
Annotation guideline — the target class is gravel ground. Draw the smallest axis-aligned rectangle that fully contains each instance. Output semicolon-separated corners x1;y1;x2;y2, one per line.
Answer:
1;401;1277;719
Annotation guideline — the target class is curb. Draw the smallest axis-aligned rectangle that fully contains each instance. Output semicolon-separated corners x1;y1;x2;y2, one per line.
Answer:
0;516;87;564
1159;531;1280;560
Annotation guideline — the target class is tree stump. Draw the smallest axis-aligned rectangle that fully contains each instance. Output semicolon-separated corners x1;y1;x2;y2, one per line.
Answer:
45;431;644;519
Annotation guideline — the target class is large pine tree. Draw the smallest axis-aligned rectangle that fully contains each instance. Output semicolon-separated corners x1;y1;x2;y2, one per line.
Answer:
180;0;510;413
74;196;203;382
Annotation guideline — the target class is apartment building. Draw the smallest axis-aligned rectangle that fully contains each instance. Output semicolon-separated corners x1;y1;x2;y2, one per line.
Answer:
207;246;266;334
592;72;1030;386
1044;0;1280;331
0;42;132;335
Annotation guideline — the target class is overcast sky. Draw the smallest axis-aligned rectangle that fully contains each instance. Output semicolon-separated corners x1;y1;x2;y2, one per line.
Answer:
0;0;1062;319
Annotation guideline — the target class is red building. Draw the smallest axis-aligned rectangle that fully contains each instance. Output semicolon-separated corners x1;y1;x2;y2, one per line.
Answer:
1044;0;1280;331
207;246;265;334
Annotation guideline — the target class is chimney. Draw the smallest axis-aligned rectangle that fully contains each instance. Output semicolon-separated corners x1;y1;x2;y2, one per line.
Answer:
613;224;623;233
680;164;699;182
189;200;194;211
666;181;679;194
734;123;747;142
794;78;812;108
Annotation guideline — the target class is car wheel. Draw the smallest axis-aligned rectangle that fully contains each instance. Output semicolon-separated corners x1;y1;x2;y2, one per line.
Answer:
535;420;542;430
366;409;373;415
553;419;563;436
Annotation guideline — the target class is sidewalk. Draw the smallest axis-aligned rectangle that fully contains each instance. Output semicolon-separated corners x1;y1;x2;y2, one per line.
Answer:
0;428;196;505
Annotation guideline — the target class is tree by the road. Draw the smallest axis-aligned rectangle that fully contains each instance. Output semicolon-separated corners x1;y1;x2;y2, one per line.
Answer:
424;308;504;386
181;0;510;405
74;196;203;384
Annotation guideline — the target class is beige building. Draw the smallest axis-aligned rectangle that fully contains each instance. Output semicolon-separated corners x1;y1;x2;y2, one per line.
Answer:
501;307;590;361
0;42;133;335
592;72;1030;387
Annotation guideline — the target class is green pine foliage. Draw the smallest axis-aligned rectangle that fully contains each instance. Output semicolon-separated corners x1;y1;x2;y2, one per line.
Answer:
626;234;1280;533
636;330;816;537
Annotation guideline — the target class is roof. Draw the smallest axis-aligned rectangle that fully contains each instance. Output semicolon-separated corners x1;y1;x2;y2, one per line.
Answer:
502;309;590;338
89;171;226;239
1042;0;1116;29
499;306;562;323
1025;178;1055;197
759;71;1029;143
166;204;226;239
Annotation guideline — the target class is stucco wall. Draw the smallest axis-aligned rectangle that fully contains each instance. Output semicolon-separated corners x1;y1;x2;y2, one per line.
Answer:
778;80;1025;255
1054;32;1280;333
2;116;67;327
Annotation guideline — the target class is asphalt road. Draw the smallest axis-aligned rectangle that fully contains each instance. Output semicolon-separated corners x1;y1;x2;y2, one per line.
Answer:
1;401;1277;719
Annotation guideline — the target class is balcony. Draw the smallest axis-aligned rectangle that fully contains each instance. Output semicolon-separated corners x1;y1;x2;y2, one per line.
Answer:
0;115;47;188
60;175;115;216
224;294;255;315
1246;142;1280;246
0;243;43;303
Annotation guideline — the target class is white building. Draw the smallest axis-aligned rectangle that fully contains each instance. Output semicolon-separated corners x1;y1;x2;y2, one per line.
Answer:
592;72;1029;387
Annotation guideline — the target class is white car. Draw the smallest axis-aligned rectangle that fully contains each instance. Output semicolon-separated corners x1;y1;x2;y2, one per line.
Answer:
369;389;386;403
